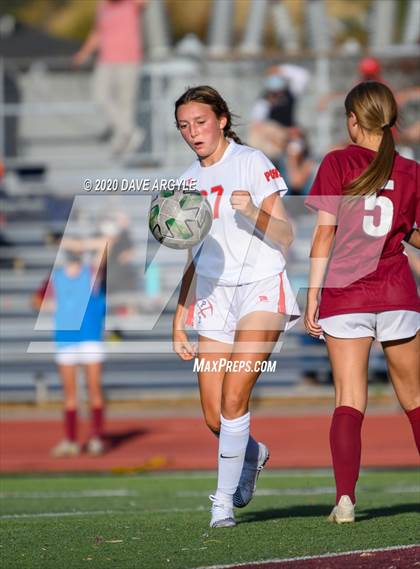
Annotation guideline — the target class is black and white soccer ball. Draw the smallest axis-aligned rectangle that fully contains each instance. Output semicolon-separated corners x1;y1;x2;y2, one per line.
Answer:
149;189;213;249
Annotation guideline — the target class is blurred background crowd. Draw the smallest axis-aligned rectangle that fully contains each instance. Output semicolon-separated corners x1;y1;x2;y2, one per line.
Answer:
0;0;419;413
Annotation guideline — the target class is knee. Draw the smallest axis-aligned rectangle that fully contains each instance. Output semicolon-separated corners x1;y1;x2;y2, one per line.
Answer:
88;386;104;407
335;389;367;414
90;396;104;408
335;399;366;414
221;393;248;420
402;397;420;413
204;412;220;436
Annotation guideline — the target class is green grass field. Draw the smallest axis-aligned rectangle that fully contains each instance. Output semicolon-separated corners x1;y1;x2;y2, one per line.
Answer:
0;469;419;569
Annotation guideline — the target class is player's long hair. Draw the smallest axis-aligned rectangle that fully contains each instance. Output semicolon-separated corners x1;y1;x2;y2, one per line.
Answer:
175;86;243;144
344;81;397;197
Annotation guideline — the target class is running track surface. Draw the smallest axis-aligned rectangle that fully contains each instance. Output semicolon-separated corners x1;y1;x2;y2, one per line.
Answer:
1;414;418;472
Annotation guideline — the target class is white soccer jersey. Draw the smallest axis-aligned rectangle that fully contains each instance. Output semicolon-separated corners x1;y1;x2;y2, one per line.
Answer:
180;140;288;285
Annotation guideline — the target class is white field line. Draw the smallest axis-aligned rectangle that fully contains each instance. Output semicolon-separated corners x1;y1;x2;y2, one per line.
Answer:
0;506;206;520
0;510;114;519
193;544;420;569
0;489;138;499
148;470;333;479
177;485;420;498
1;485;418;501
136;469;412;480
80;470;332;481
1;483;417;519
4;469;393;483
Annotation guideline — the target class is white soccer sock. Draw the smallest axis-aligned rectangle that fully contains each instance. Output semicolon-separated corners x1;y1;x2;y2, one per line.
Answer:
210;424;258;463
215;412;250;503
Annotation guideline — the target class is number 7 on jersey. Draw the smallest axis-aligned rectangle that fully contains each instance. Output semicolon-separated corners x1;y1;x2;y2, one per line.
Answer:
201;185;224;219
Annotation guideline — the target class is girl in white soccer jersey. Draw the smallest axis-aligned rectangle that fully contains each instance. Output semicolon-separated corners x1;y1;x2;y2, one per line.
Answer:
172;85;299;528
305;82;420;524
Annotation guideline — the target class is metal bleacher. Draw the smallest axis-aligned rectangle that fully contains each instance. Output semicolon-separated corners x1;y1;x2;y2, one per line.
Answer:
3;10;417;402
0;179;334;404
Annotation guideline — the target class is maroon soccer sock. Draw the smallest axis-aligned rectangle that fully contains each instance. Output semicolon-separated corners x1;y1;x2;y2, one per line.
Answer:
405;407;420;454
64;409;77;442
91;406;104;439
330;405;364;505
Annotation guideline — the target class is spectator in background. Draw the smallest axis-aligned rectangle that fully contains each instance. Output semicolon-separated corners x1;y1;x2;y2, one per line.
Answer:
144;260;161;309
276;127;316;221
100;211;139;318
33;240;107;457
358;57;383;82
319;57;385;113
397;86;420;147
319;57;419;157
73;0;147;156
0;161;24;269
249;63;310;161
4;69;20;159
281;127;316;197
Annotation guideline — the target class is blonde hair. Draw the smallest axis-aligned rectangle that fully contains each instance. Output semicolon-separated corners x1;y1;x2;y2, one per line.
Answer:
344;81;397;197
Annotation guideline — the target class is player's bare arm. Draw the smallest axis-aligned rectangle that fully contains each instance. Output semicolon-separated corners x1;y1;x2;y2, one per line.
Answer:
173;251;197;360
61;236;108;252
230;191;293;249
405;227;420;250
305;210;337;336
73;30;100;67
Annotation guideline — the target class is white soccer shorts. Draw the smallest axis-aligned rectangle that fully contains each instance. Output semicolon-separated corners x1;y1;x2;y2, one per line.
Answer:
319;310;419;342
55;341;106;365
187;272;300;344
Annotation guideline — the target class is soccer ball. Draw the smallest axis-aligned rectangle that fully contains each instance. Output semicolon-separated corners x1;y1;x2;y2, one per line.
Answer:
149;189;213;249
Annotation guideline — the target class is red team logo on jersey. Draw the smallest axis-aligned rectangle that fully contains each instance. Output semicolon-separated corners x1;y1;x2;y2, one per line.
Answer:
258;295;269;302
196;299;214;321
264;168;281;182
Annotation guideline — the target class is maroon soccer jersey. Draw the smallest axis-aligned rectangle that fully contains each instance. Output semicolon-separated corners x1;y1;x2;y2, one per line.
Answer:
305;144;420;318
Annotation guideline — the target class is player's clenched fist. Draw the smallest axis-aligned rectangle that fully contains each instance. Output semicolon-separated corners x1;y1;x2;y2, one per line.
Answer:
230;191;257;218
173;329;196;361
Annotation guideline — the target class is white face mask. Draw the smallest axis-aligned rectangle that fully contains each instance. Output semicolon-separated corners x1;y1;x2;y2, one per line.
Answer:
100;221;119;237
288;139;305;155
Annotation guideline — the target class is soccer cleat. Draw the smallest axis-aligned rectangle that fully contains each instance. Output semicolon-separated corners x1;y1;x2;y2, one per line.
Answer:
233;442;270;508
50;439;80;458
209;495;236;528
86;437;105;456
328;495;355;524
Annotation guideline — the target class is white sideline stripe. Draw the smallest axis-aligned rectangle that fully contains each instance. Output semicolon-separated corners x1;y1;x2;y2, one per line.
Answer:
178;485;420;498
0;510;113;520
1;484;417;501
193;544;420;569
128;469;408;480
0;489;137;499
176;488;336;498
131;470;333;480
0;506;206;520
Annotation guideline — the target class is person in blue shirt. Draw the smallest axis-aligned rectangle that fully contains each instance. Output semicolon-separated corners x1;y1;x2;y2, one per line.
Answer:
34;243;107;457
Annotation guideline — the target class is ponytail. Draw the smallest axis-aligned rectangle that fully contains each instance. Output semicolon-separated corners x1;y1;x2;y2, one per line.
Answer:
345;123;395;197
224;128;243;145
344;82;397;197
